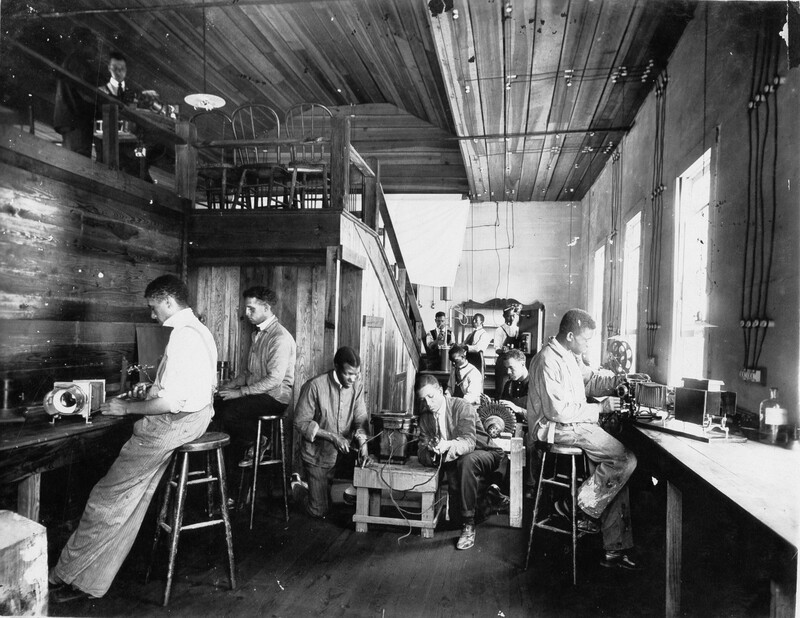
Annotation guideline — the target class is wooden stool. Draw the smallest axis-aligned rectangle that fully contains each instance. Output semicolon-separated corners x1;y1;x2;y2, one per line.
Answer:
243;415;288;529
147;432;236;606
525;442;590;585
352;457;444;538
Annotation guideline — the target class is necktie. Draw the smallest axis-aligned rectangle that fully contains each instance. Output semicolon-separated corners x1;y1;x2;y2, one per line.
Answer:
117;84;125;100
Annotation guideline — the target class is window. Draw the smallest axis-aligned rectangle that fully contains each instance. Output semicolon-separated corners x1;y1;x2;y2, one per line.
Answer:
670;150;711;384
589;244;606;367
620;212;642;372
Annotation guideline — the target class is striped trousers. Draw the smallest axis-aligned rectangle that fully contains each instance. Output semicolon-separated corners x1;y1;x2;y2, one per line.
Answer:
54;407;212;598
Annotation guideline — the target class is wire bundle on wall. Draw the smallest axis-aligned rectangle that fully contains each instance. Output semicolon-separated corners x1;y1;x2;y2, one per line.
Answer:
606;148;623;337
644;71;668;360
740;13;782;377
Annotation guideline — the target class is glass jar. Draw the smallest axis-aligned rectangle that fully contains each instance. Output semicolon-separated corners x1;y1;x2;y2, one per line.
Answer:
759;387;790;445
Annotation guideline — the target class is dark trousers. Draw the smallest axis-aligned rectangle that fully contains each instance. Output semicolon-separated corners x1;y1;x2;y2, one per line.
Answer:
443;449;504;522
214;393;287;465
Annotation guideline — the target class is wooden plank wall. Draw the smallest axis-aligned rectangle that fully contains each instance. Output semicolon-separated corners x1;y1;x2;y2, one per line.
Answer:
0;129;185;403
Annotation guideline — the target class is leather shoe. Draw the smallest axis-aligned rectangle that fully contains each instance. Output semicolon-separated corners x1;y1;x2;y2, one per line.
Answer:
601;550;643;571
51;584;95;603
456;523;475;550
238;437;271;467
553;498;600;534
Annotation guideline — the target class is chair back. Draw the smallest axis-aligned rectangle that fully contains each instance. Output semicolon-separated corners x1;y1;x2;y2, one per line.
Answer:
284;103;333;167
189;109;234;165
231;103;282;166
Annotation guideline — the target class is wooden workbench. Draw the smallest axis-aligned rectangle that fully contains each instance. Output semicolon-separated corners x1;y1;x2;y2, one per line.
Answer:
0;412;132;521
630;424;799;618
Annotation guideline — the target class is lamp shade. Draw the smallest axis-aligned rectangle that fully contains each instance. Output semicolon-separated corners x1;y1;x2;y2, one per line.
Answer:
440;286;452;301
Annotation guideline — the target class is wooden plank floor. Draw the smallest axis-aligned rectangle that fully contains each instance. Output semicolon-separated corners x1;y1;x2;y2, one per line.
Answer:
47;475;779;618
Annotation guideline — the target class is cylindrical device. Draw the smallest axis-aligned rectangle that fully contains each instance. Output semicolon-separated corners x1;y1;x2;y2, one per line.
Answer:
43;385;87;416
759;387;790;445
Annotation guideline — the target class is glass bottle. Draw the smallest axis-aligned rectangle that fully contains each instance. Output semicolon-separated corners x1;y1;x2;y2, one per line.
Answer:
759;387;789;445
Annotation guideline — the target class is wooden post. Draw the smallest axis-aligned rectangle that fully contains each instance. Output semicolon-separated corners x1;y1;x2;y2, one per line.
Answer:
102;103;119;170
0;511;48;615
175;120;197;203
363;157;380;231
666;481;682;618
330;116;350;210
17;474;41;522
323;245;341;361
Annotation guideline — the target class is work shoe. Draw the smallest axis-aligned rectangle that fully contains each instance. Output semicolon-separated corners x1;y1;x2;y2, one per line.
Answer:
487;484;510;509
238;437;271;467
456;523;476;550
600;550;643;571
553;498;600;534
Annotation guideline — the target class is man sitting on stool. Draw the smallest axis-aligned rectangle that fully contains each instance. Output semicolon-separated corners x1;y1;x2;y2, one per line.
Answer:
447;344;483;405
527;308;640;570
294;346;373;518
216;286;296;469
416;374;503;550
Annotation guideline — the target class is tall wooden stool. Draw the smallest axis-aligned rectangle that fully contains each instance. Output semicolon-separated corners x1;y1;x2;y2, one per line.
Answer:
244;415;288;529
525;442;590;585
147;432;236;606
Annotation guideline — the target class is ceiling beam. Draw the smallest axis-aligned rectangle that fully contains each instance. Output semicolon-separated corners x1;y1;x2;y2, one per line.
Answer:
9;0;346;19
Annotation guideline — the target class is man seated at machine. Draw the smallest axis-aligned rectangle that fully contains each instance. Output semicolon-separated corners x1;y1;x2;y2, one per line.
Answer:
496;348;529;421
423;311;453;370
216;287;296;470
416;374;504;550
447;344;483;405
294;346;373;518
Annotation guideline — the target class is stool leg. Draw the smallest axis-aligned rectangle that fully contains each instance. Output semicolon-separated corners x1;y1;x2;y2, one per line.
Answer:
164;452;189;607
279;418;288;522
571;455;578;586
206;451;214;517
249;419;263;530
215;446;236;591
525;452;549;570
146;453;177;585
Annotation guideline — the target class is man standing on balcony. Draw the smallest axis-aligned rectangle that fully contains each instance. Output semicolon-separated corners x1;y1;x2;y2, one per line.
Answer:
217;286;296;469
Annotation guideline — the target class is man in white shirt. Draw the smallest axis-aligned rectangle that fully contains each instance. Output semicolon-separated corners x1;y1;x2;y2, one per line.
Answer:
527;308;640;570
447;344;483;405
51;275;218;602
463;313;491;354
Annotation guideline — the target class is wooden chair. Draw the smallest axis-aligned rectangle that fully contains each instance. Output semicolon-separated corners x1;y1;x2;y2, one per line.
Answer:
189;110;237;209
283;102;333;209
230;103;287;208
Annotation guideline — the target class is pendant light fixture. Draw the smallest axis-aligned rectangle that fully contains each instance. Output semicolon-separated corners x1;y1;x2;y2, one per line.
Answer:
184;0;225;110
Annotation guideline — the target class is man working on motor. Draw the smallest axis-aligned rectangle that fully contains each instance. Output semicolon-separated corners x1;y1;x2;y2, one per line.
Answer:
294;346;373;518
216;286;296;469
416;374;503;551
527;308;640;570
